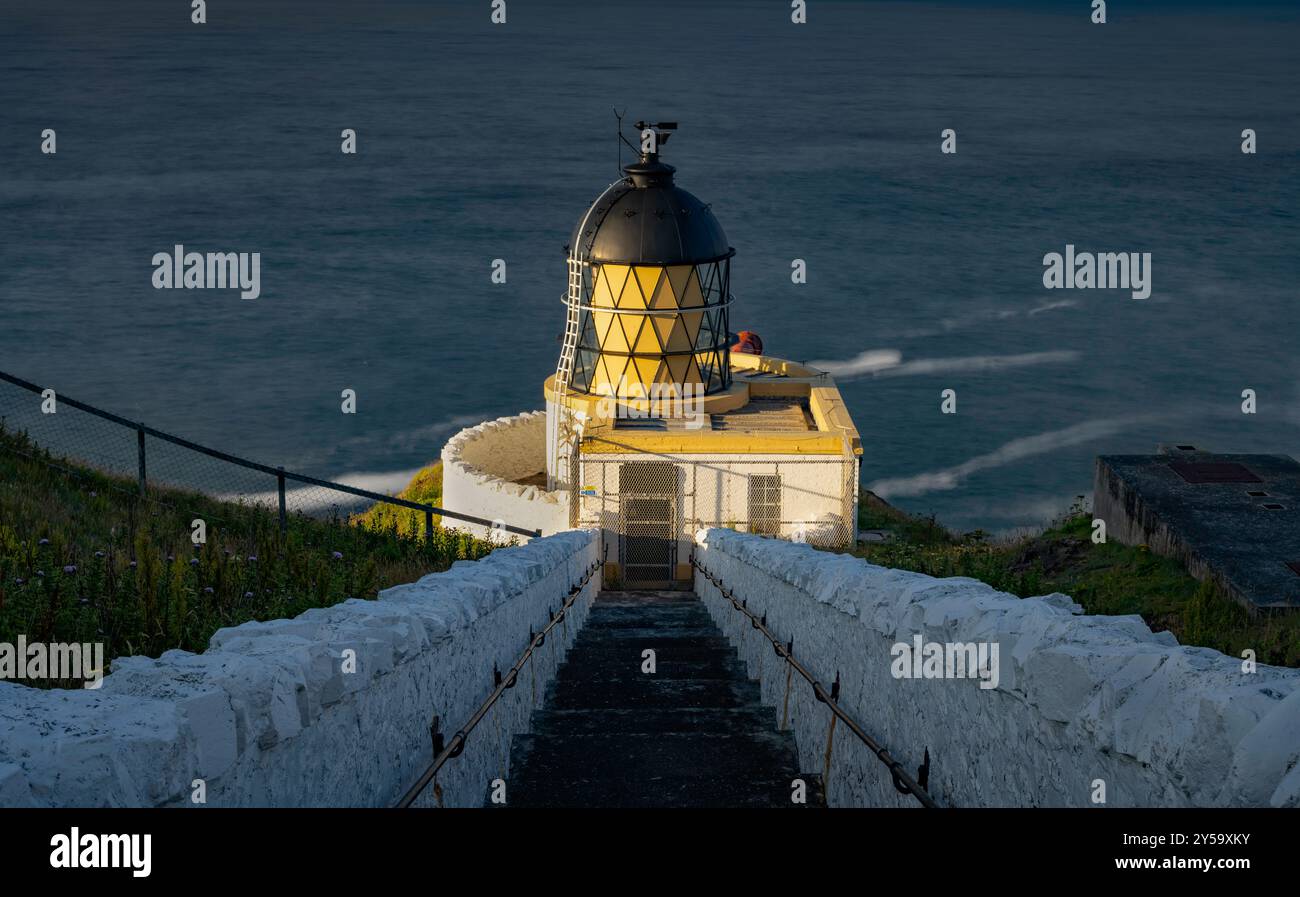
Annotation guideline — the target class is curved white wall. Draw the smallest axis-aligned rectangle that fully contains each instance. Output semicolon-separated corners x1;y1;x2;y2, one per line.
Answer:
441;411;570;539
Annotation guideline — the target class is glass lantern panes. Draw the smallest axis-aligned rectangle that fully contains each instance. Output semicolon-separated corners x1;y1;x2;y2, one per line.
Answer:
571;257;731;397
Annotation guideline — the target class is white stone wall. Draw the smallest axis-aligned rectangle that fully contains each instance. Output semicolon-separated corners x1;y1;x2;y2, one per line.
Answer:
0;529;600;808
441;411;570;539
692;528;1300;808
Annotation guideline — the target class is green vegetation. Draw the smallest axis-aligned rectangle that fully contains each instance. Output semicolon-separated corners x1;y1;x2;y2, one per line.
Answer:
0;427;492;683
853;493;1300;668
350;460;443;537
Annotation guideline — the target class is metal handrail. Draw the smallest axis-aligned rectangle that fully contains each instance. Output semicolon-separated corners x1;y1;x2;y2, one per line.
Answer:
0;369;541;539
393;559;600;808
690;556;941;808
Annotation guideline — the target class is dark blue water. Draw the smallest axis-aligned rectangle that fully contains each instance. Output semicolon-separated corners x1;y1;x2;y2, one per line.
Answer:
1;0;1297;533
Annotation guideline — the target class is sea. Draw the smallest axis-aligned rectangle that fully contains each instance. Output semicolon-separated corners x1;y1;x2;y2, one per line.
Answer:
1;0;1297;534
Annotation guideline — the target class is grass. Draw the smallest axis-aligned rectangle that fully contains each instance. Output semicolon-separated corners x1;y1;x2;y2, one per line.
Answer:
0;426;492;685
853;493;1300;668
350;460;444;537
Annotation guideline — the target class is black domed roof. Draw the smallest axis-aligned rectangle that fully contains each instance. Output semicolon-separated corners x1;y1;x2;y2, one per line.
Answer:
570;153;731;266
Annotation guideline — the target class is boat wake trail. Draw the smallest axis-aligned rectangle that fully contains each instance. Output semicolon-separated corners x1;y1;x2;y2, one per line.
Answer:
867;415;1159;499
811;349;1079;380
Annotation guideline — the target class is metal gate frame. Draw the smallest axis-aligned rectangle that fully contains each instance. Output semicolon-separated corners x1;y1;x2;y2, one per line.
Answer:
616;461;679;587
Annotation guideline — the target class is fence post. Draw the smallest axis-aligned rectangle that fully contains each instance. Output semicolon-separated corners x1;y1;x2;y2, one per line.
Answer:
425;507;434;543
277;467;287;533
136;426;146;496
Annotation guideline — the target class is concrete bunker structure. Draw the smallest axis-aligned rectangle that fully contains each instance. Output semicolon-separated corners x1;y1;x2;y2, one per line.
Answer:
1095;445;1300;612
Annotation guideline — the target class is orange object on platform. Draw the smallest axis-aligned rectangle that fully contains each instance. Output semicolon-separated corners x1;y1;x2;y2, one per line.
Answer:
732;330;763;355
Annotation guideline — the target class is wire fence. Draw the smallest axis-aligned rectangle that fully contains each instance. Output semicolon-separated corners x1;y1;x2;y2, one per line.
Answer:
577;447;857;549
0;369;540;539
575;448;857;584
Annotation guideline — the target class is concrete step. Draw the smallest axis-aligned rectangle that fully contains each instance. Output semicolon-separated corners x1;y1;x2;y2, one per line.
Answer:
528;706;780;735
574;623;722;639
562;639;738;663
494;768;827;808
554;655;748;682
584;609;716;628
503;731;816;809
544;676;761;710
509;730;800;781
571;627;731;644
594;590;701;607
502;774;816;808
588;601;713;617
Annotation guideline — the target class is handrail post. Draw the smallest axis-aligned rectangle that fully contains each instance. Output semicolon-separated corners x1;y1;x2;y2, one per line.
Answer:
3;368;540;537
393;562;598;808
277;467;287;533
689;555;941;808
136;426;146;496
425;507;434;543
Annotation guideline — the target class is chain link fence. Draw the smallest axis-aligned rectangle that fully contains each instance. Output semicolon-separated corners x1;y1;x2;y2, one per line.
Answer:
576;450;858;584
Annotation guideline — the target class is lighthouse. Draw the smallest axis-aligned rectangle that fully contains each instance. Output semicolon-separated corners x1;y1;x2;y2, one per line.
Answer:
441;122;862;587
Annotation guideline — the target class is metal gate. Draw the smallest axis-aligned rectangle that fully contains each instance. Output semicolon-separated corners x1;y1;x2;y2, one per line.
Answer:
617;461;678;586
579;452;859;585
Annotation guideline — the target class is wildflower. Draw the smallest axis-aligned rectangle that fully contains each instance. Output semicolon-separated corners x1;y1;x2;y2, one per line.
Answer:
247;555;257;563
78;597;90;606
13;578;24;586
243;591;254;600
332;551;343;560
190;558;199;566
63;565;77;574
94;550;105;559
38;538;49;546
89;491;97;497
36;570;44;577
203;586;214;594
167;555;175;563
129;560;138;569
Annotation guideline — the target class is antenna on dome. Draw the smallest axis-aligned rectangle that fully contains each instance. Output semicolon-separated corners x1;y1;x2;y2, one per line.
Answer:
614;112;677;172
635;120;677;154
614;107;639;174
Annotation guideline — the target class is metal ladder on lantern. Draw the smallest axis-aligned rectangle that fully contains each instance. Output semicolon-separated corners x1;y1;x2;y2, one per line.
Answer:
556;256;584;397
550;175;626;514
549;254;585;508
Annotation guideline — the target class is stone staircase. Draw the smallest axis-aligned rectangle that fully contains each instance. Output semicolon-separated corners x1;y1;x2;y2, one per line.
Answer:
501;590;822;808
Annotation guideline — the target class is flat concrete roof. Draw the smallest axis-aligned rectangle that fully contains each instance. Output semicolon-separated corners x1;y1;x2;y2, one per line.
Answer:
612;397;813;433
1097;452;1300;611
552;352;861;457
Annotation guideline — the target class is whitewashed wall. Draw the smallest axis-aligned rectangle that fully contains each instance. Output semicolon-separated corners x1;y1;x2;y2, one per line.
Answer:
0;530;600;808
441;411;570;538
693;528;1300;808
577;453;855;562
